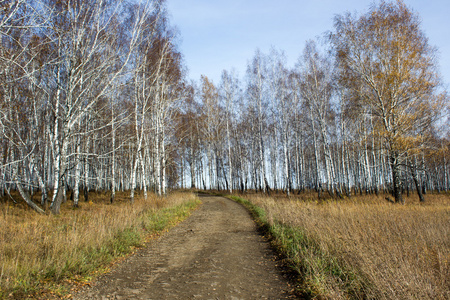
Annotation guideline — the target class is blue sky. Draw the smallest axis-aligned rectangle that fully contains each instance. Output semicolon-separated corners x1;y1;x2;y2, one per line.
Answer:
166;0;450;89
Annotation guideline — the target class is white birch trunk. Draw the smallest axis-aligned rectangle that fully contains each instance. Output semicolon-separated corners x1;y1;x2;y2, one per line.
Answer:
155;117;162;196
226;105;233;194
139;151;147;199
84;135;90;200
283;124;290;196
161;124;166;195
256;66;267;193
73;139;81;207
111;106;116;203
50;66;63;213
310;109;321;191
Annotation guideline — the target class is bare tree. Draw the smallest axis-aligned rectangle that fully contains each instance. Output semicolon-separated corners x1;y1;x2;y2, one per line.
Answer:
298;40;336;195
246;50;269;193
219;69;240;193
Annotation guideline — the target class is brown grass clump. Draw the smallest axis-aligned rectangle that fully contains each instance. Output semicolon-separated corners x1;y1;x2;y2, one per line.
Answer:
241;192;450;299
0;190;199;299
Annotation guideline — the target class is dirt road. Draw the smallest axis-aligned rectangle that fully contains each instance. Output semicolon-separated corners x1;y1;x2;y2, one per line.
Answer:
74;194;295;299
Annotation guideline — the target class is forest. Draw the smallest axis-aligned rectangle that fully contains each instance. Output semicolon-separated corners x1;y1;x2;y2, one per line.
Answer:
1;0;449;215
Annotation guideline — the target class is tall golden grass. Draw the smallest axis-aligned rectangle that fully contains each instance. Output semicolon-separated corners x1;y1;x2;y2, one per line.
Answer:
0;191;199;299
239;192;449;299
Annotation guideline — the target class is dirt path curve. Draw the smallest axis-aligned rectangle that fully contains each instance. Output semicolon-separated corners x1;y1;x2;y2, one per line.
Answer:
74;194;295;299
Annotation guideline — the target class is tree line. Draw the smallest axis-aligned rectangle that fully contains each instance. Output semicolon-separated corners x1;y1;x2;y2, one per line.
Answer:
177;1;449;204
1;0;448;214
1;0;185;214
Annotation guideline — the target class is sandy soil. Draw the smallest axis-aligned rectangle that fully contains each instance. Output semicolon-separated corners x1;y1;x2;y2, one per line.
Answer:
73;194;296;299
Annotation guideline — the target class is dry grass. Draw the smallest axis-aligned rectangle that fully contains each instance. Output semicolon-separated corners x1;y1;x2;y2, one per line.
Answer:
237;191;450;299
0;190;199;299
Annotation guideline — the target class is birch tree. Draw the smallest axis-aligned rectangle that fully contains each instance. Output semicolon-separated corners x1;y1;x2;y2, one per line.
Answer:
200;75;220;189
266;49;294;195
247;50;269;193
331;0;444;203
219;70;240;193
43;0;150;213
0;0;50;212
298;40;336;195
151;34;184;195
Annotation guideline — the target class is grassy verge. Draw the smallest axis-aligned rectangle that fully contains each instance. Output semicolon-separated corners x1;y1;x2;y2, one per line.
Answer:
0;191;200;299
228;192;449;299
